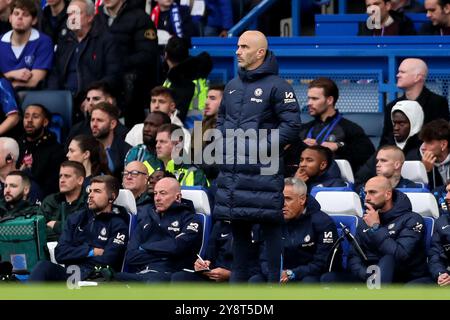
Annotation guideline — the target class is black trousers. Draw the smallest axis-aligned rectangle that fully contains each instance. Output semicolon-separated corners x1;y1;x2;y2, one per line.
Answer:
230;220;282;283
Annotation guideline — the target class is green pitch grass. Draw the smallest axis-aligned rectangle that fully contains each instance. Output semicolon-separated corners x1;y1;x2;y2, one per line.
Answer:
1;283;450;300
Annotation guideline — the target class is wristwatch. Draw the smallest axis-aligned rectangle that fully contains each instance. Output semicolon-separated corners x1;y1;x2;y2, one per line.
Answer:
370;223;380;232
286;269;296;281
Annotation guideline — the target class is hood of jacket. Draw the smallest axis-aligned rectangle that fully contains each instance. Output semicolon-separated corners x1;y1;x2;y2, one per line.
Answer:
379;190;412;225
238;50;279;82
391;100;424;148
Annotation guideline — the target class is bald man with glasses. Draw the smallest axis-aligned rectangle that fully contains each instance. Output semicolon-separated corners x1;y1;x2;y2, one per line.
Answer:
122;161;153;208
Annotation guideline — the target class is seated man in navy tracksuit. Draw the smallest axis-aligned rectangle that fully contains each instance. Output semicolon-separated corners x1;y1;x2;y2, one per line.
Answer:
294;145;347;193
171;220;260;283
250;177;340;283
115;177;203;282
323;176;428;284
29;175;129;281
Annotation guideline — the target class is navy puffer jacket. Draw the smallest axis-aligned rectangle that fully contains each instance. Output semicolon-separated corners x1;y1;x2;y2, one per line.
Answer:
213;51;301;222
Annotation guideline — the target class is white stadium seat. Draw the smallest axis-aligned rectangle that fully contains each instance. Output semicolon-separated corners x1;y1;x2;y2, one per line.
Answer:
335;159;355;184
315;191;363;217
401;161;429;186
404;192;440;219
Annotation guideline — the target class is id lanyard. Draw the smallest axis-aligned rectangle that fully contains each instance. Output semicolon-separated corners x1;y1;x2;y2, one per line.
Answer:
306;114;343;145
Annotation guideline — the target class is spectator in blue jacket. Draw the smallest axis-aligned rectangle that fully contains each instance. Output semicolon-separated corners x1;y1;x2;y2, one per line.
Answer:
204;0;233;37
0;78;20;138
29;175;129;281
114;177;203;282
0;0;53;89
250;178;340;283
324;176;428;284
294;145;347;193
213;31;301;283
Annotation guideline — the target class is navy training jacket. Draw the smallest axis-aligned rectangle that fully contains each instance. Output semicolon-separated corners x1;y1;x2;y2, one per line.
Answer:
125;199;203;273
55;205;129;277
213;50;301;222
348;191;428;281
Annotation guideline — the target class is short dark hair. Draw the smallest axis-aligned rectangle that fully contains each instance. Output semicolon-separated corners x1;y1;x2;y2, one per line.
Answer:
91;102;120;120
7;170;31;188
157;123;184;143
11;0;38;18
165;36;189;64
150;86;176;102
438;0;450;8
419;119;450;142
208;84;225;92
86;81;115;100
304;145;333;170
149;111;171;125
308;77;339;106
157;123;182;135
25;103;51;121
90;175;120;201
61;160;86;178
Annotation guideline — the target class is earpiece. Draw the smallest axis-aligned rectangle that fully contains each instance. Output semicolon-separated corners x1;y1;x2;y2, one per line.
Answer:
5;154;12;163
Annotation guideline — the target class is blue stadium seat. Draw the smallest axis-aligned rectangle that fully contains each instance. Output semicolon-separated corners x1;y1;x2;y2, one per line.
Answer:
181;186;213;257
114;189;138;272
422;216;435;252
20;90;73;143
196;213;212;257
329;214;358;270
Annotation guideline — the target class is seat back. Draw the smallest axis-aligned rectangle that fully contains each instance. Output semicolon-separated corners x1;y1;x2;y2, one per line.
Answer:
196;213;212;257
21;90;73;143
329;214;359;270
114;189;138;272
334;159;355;184
422;216;435;252
181;186;211;215
401;161;429;186
310;184;353;198
403;192;439;219
315;191;363;217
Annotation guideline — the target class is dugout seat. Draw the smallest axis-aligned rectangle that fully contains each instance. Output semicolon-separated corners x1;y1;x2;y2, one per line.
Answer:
315;191;363;217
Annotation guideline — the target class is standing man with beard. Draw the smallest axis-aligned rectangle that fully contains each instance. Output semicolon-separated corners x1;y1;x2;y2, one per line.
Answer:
124;111;171;175
29;175;129;282
90;102;131;179
213;31;301;283
18;104;66;197
0;170;37;217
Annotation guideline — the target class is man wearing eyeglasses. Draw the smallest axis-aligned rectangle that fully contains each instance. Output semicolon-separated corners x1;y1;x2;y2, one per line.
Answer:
122;161;152;209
